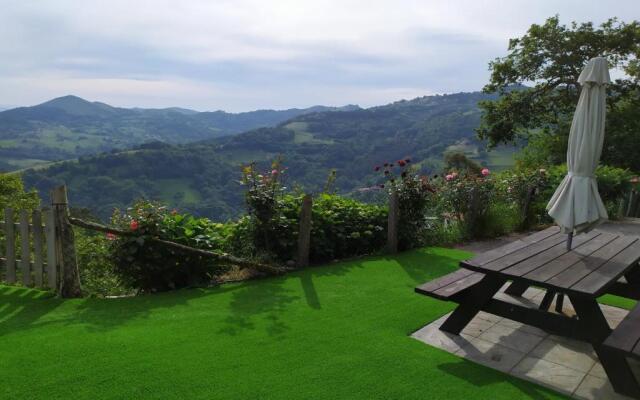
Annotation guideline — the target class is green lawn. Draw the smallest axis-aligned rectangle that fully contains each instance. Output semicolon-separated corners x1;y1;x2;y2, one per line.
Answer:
1;247;571;399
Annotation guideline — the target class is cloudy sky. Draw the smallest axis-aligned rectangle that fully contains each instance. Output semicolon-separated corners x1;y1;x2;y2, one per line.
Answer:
1;0;638;112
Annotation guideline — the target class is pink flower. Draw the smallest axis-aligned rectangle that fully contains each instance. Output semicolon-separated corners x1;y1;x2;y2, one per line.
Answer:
481;168;491;176
445;174;454;181
130;220;139;231
271;169;279;175
105;233;117;241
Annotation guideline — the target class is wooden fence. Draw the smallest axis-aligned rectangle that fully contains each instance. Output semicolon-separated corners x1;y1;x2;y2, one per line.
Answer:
1;208;57;289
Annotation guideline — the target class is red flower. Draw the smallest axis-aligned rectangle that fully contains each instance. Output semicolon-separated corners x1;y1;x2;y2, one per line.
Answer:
105;233;117;241
130;220;139;231
398;160;406;167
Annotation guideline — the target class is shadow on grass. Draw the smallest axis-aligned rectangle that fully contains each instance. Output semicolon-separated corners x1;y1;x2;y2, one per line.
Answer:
0;246;468;338
438;360;563;400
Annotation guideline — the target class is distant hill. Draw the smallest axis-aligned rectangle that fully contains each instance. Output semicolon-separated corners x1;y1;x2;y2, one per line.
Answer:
0;95;359;170
22;91;516;220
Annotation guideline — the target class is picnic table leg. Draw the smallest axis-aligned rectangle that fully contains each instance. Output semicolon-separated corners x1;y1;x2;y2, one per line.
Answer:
539;290;556;311
440;275;506;335
504;281;529;296
570;295;640;398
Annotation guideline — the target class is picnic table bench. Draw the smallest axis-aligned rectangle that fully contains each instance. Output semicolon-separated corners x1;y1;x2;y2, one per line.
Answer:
416;226;640;398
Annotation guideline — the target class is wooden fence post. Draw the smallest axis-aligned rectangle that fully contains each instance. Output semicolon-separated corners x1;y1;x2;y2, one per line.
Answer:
4;208;16;283
387;192;399;254
20;210;31;286
51;185;82;298
44;208;57;289
297;194;312;268
32;210;44;287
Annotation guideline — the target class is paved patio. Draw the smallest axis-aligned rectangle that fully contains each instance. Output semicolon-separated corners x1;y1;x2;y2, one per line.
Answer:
414;220;640;400
412;285;639;399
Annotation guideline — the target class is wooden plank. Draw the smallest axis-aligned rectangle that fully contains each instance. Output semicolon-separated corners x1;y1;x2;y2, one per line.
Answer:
503;231;600;278
523;232;616;283
465;226;560;267
44;208;57;289
475;232;568;272
20;210;31;286
547;235;637;290
415;268;475;295
433;272;485;299
572;238;640;296
4;208;16;283
32;210;44;287
605;305;640;354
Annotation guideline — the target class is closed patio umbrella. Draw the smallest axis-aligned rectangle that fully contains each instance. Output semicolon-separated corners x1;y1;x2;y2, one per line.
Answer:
546;57;610;249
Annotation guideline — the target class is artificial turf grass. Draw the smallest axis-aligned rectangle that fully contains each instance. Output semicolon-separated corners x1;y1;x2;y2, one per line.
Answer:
0;247;569;400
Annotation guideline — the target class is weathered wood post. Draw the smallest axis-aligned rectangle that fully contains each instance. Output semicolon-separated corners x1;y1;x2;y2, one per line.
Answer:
51;185;82;298
387;191;399;254
4;208;16;283
297;194;313;268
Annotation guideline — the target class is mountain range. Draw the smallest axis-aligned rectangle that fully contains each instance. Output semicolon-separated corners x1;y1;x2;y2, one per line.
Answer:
21;91;517;220
0;95;359;170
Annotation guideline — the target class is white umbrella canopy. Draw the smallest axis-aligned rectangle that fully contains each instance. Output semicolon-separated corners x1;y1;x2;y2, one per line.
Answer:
546;57;611;239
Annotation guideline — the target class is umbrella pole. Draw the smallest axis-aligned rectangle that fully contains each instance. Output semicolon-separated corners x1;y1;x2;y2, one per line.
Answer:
566;232;574;251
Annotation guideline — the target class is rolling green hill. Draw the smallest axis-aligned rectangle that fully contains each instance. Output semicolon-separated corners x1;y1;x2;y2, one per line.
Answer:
21;91;517;220
0;95;359;170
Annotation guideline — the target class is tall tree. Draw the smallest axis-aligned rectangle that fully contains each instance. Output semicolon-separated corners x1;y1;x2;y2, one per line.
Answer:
477;16;640;170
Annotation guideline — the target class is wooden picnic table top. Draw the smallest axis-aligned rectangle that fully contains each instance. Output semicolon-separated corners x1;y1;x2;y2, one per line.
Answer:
460;226;640;298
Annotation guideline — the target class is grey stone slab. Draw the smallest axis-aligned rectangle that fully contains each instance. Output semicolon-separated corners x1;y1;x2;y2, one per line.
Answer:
412;322;470;354
455;336;526;372
476;311;502;324
478;323;545;353
512;356;586;395
530;337;597;373
496;318;548;337
588;362;607;379
460;317;497;337
574;374;635;400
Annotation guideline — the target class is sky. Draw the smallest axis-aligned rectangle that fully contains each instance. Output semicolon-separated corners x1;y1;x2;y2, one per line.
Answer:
1;0;638;112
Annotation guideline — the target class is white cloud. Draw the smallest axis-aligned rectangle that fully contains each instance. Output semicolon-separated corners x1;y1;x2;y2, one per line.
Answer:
0;0;638;110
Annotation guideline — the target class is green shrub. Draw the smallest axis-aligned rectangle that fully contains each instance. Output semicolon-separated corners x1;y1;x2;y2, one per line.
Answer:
75;229;128;297
374;159;436;250
437;169;494;239
109;200;232;292
539;164;633;220
309;194;387;262
493;168;550;230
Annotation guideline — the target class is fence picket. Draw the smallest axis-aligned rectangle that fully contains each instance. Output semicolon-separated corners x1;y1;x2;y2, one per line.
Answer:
4;208;16;283
44;209;57;289
20;210;31;286
33;211;44;287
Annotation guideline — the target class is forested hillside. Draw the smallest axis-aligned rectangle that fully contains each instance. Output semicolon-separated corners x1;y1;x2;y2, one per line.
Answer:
0;95;358;169
22;91;515;220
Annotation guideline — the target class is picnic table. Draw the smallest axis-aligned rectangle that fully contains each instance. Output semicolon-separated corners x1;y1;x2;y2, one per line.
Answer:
416;226;640;398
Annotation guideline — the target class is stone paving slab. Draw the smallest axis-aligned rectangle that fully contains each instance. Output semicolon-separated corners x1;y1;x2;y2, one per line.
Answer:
411;286;638;400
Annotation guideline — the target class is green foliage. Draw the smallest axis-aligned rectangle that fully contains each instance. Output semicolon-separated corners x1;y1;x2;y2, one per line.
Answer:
493;168;550;229
541;164;633;219
0;173;39;210
375;159;436;250
478;16;640;171
309;194;387;262
74;230;128;297
437;171;495;239
109;200;231;292
443;152;482;176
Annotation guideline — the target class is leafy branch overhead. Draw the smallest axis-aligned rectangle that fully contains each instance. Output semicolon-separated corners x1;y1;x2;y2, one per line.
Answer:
477;16;640;170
